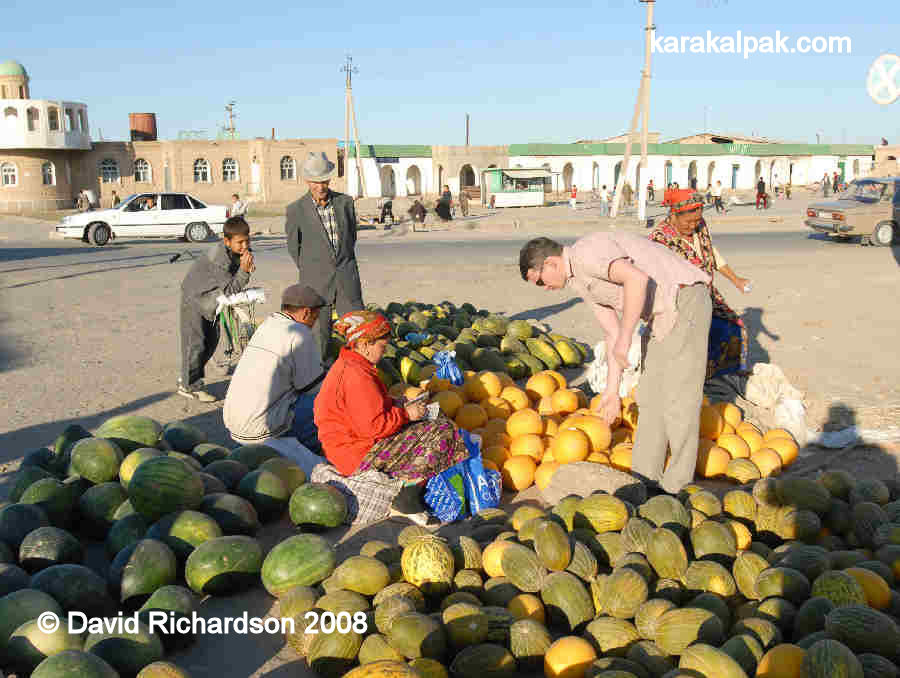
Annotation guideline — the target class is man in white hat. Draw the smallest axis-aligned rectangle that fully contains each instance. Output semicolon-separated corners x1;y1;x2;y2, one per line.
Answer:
285;151;364;358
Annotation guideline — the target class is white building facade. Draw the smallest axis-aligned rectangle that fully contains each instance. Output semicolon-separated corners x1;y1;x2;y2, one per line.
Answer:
345;145;433;199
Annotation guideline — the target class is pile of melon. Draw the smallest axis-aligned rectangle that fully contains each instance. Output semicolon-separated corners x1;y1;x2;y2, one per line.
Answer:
279;470;900;678
0;414;345;678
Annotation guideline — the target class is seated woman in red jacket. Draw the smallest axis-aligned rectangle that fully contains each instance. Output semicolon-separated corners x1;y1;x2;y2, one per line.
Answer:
313;311;469;510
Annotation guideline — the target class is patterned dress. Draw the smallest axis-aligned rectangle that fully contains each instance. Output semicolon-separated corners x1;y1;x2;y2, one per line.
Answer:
649;218;749;379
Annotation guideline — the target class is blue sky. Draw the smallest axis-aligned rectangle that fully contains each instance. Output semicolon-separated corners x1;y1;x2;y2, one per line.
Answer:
4;0;898;146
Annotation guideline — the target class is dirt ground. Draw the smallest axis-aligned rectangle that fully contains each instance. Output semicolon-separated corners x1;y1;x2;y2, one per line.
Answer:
0;196;898;677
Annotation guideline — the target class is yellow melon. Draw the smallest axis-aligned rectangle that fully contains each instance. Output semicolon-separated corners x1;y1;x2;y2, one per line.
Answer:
737;421;762;437
751;448;784;477
609;443;633;471
482;431;512;450
542;448;555;463
553;429;591;464
510;434;545;461
483;445;511;468
464;372;502;402
551;389;581;416
717;433;751;459
721;422;736;436
482;540;513;578
699;405;726;440
434;390;464;419
448;383;468;402
501;455;536;491
542;416;560;438
611;428;632;446
484;418;508;435
483;459;500;472
739;428;765;455
591;394;622;428
587;452;610;464
572;416;612;454
463;370;477;379
542;370;567;390
696;444;731;478
767;437;799;467
508;593;545;623
727;519;753;550
703;396;711;406
496;372;515;389
455;403;488;431
763;428;795;444
536;396;556;416
506;408;543;438
621;398;639;429
534;462;560;491
845;567;891;610
544;636;597;678
482;396;513;420
756;644;808;678
575;391;589;409
525;373;558;401
500;386;530;411
715;402;743;428
425;377;451;394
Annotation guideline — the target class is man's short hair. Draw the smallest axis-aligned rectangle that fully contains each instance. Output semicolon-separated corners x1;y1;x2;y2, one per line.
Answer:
281;304;303;313
232;193;239;199
224;216;250;238
519;237;562;281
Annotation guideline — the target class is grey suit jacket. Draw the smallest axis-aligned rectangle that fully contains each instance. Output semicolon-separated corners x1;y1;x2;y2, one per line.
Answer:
285;191;363;306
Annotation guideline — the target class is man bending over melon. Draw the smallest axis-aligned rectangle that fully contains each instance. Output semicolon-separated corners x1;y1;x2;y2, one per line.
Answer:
518;233;712;495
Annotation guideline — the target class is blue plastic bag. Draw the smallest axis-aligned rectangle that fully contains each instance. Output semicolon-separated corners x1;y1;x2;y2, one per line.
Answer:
424;466;466;522
433;350;464;386
404;332;432;348
423;431;501;522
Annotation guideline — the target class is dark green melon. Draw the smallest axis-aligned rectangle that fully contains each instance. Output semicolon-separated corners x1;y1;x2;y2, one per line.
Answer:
825;604;900;658
289;483;348;529
0;540;13;563
261;534;337;595
78;482;128;538
31;650;119;678
184;535;263;595
113;499;136;520
9;466;55;502
138;585;197;651
166;451;204;472
228;444;280;470
19;526;83;573
128;457;204;522
119;448;164;490
0;503;50;549
811;570;867;607
858;653;899;678
483;577;522;607
0;564;31;596
20;477;77;527
803;638;863;678
21;447;59;473
161;421;208;453
84;620;165;677
259;457;307;494
6;615;84;674
30;564;116;617
794;597;836;642
198;493;259;536
146;510;223;561
106;514;150;560
52;424;93;472
108;539;177;607
191;443;230;465
197;472;227;495
68;437;123;484
0;588;64;658
236;469;289;522
449;642;516;677
95;415;163;453
203;459;250;490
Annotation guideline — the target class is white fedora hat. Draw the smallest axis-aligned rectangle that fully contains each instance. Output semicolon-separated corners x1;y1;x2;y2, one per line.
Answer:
303;151;337;182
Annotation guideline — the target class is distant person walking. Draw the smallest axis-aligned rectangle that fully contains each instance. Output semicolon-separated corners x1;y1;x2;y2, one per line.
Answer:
599;185;610;216
833;171;841;194
756;177;768;209
435;185;453;221
407;199;426;224
822;173;832;197
647;179;655;202
623;182;633;207
459;189;469;217
712;181;725;214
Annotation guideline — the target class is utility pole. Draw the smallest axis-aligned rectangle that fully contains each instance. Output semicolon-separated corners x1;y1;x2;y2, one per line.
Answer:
224;101;237;140
342;55;367;199
466;114;470;146
611;0;655;221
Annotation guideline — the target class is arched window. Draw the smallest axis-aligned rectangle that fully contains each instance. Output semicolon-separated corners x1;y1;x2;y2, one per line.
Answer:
134;158;151;183
1;163;18;187
280;156;295;180
48;107;59;131
99;158;119;183
222;158;238;182
41;162;55;186
26;107;39;132
3;106;17;134
193;158;210;183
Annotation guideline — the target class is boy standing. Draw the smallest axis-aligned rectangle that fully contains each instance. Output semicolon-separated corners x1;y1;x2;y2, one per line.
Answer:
177;216;254;401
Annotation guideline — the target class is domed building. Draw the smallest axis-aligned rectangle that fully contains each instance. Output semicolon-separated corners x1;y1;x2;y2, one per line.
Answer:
0;59;91;210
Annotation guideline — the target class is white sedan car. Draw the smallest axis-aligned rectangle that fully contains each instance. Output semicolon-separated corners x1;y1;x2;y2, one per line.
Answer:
56;192;229;246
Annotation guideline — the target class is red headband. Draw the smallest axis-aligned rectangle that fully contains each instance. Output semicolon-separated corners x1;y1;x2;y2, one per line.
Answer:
334;311;391;348
663;189;704;214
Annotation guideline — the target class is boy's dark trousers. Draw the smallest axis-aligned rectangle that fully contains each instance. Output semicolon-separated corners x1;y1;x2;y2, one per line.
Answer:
178;298;220;389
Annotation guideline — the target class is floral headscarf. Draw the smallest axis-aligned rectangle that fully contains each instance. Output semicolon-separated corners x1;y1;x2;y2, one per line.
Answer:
334;310;391;348
663;188;704;214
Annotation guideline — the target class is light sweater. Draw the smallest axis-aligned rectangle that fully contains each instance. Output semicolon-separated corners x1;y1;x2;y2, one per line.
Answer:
223;313;323;443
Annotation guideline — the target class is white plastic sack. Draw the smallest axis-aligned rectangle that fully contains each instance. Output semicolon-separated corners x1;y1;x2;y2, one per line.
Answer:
774;397;808;447
744;363;804;410
587;325;644;398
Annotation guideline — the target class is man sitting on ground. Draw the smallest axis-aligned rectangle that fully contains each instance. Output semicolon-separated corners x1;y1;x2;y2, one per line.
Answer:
223;284;326;453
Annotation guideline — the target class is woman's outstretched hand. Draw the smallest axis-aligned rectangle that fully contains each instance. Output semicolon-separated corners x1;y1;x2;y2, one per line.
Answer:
405;401;427;421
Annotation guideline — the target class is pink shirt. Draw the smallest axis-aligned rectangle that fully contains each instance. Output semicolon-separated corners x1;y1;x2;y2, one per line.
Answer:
562;231;710;340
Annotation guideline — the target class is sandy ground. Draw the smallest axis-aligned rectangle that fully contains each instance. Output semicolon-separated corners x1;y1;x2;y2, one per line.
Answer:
0;195;898;677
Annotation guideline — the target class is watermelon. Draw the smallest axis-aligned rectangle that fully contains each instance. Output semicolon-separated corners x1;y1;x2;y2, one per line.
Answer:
197;472;227;495
112;499;136;520
184;535;263;595
146;510;223;561
236;469;289;522
228;444;280;469
259;457;307;493
138;585;197;651
21;448;59;473
0;503;50;550
0;540;11;564
6;616;84;675
19;477;77;527
198;493;260;536
69;438;124;484
167;451;204;472
289;483;348;529
18;527;83;573
204;459;250;490
30;564;117;617
106;514;150;560
161;421;207;452
32;650;120;678
9;466;55;502
119;448;164;490
0;588;63;658
84;620;165;676
78;482;128;538
191;443;230;465
51;424;92;473
94;415;163;453
0;564;31;596
109;539;178;607
128;457;204;522
261;534;337;595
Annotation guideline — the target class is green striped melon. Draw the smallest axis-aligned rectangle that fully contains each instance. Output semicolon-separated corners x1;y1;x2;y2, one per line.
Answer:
108;538;177;606
449;642;516;677
228;444;280;469
0;588;63;658
31;650;119;678
500;543;546;593
197;472;227;495
755;566;811;604
30;564;117;617
260;534;336;595
119;449;164;491
106;514;149;560
166;451;203;472
584;616;641;657
203;459;250;490
78;482;128;538
112;499;135;520
852;502;889;549
289;483;348;529
655;607;724;655
775;477;832;514
184;535;263;595
0;564;31;597
18;527;83;573
534;520;571;571
258;457;307;494
146;510;223;561
811;570;867;607
198;493;259;536
793;596;835;641
539;571;594;633
603;567;649;619
51;424;93;473
20;478;77;528
679;643;748;678
84;620;165;677
334;555;391;596
6;616;83;674
646;527;689;580
818;469;857;500
9;466;54;503
94;415;162;453
191;443;229;465
236;469;289;522
127;457;204;522
0;504;50;549
776;508;822;541
161;421;207;453
857;653;900;678
803;639;863;678
509;618;552;671
825;604;900;658
575;494;630;533
137;585;197;651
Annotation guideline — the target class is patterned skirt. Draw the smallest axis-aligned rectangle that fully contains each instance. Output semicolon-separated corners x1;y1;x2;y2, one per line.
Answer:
357;415;469;483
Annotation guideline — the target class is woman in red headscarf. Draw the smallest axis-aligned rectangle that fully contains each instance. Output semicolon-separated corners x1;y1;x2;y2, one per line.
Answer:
313;310;469;486
649;189;752;379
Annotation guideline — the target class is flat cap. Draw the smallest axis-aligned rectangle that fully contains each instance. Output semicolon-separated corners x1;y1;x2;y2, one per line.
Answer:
281;284;326;308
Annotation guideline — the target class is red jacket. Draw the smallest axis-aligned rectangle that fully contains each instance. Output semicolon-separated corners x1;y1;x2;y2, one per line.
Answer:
313;348;409;476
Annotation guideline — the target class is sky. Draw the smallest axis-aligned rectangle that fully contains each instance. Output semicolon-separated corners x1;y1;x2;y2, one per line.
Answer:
4;0;899;147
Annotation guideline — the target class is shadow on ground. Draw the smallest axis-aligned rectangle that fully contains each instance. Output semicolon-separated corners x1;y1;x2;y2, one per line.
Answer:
509;297;583;322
